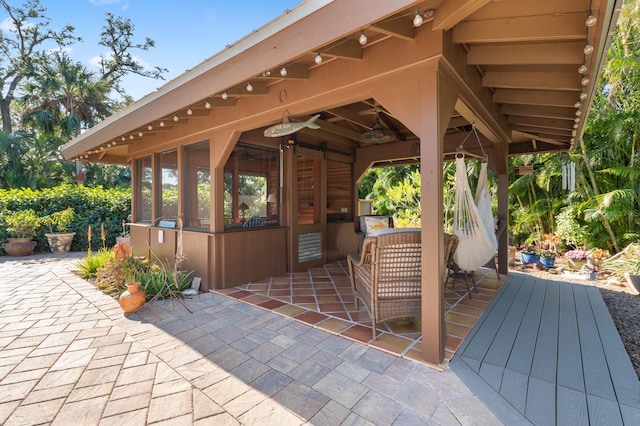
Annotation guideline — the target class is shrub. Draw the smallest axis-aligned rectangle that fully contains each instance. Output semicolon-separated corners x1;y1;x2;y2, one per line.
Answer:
77;248;115;278
4;209;41;238
0;184;130;253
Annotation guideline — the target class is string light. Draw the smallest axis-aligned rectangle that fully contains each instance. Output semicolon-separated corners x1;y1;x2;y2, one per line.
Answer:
205;100;211;109
584;44;594;55
578;64;588;74
129;134;134;140
221;92;228;100
575;110;582;116
413;9;423;27
262;70;271;77
574;101;581;108
359;30;367;46
173;114;179;122
121;136;126;141
187;108;193;115
147;124;153;130
581;77;590;86
160;120;165;127
112;140;117;146
280;66;287;77
580;92;588;100
246;82;253;92
314;53;323;65
138;130;143;137
585;14;597;27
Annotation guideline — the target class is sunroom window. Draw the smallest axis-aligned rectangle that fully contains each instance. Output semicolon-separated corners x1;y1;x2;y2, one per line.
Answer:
158;149;178;222
135;156;152;223
184;141;210;229
223;143;279;230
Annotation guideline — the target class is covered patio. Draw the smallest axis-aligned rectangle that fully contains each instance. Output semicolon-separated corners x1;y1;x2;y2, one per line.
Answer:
61;0;622;367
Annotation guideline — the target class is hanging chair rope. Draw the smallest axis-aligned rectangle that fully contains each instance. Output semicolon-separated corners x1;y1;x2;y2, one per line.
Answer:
452;125;496;272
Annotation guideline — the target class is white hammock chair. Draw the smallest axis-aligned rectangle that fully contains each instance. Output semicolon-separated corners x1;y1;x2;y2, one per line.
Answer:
452;130;497;272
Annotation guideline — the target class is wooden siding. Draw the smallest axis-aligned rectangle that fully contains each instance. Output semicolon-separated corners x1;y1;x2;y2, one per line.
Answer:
450;273;640;425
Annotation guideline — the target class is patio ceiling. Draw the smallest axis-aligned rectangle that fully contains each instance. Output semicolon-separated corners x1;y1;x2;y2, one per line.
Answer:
61;0;621;165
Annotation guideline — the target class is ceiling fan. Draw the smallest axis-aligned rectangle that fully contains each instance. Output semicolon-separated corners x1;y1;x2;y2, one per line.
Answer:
361;112;401;144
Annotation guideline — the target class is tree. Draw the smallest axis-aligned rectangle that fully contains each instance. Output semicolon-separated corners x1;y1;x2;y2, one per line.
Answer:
0;0;78;133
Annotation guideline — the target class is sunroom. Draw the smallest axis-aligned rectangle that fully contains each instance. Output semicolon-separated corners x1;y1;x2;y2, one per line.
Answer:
61;0;620;365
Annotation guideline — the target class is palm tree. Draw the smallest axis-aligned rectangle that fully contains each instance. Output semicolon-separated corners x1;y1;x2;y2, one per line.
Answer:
21;52;111;138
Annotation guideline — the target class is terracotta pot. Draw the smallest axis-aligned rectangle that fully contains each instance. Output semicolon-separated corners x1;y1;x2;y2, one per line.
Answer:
45;232;75;253
119;282;146;313
3;240;37;256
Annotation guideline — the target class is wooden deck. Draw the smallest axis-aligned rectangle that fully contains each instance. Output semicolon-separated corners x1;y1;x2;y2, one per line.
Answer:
450;273;640;425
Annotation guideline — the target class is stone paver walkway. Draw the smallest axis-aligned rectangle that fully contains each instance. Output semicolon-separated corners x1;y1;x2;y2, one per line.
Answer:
0;253;501;425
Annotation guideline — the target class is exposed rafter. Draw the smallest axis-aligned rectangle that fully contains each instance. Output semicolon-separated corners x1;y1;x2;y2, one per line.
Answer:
432;0;491;31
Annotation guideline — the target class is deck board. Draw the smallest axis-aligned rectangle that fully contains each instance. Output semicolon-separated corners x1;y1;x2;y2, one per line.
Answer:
450;273;640;425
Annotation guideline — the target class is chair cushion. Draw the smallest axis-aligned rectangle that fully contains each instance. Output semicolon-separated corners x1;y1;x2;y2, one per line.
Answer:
378;228;420;236
364;216;390;237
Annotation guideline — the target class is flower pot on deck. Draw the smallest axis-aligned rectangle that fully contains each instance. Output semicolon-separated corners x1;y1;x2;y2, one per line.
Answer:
540;257;555;268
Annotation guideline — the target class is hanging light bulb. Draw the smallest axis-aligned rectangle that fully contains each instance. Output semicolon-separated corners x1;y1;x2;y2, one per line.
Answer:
246;82;253;92
574;101;581;108
575;110;582;116
113;140;117;146
584;44;594;55
314;53;323;65
580;92;588;100
121;136;126;141
173;114;179;122
147;124;153;131
129;134;134;140
138;131;143;137
221;92;228;100
359;30;367;46
413;9;423;27
187;108;193;116
160;120;165;127
581;77;590;86
262;70;271;77
572;130;577;136
205;100;211;109
585;14;597;27
280;66;287;77
573;123;579;129
578;64;588;74
100;146;104;151
575;117;580;123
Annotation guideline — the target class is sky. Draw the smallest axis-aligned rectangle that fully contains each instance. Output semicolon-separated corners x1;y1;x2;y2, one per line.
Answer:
6;0;303;100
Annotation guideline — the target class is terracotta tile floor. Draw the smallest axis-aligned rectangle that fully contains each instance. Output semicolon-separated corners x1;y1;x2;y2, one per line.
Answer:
214;261;505;367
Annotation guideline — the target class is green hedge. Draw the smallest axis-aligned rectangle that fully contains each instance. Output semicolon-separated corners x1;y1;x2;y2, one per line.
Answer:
0;184;131;253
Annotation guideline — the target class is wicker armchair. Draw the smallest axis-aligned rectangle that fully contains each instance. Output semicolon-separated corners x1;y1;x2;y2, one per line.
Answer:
348;231;459;340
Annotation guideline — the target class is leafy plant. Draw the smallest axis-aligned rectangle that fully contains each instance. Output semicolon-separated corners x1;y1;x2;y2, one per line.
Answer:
77;248;115;278
41;207;75;233
4;209;41;238
540;249;556;259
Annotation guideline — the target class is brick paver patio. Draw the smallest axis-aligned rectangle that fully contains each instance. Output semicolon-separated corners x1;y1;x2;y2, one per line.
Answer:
0;252;501;425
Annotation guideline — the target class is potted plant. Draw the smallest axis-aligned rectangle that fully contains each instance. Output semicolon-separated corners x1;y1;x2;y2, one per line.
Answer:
41;207;76;253
519;244;539;265
564;249;589;269
2;209;40;256
539;249;556;268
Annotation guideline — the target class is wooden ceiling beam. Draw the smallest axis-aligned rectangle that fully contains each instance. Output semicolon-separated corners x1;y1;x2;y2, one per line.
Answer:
432;0;491;31
501;104;577;120
493;89;581;107
314;118;364;141
323;39;362;60
326;107;372;130
483;72;581;91
202;98;236;107
468;42;585;65
513;130;568;146
508;116;574;131
453;13;586;44
467;0;587;21
369;17;414;40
